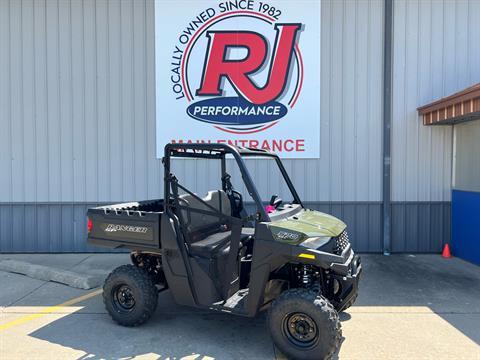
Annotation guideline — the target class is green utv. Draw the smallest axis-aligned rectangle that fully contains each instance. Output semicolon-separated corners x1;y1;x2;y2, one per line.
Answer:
87;143;361;360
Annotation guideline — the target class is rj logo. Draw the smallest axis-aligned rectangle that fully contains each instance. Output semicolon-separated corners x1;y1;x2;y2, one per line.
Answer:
196;24;301;105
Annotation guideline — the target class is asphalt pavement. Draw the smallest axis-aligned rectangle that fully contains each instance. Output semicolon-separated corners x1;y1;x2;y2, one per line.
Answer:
0;253;479;359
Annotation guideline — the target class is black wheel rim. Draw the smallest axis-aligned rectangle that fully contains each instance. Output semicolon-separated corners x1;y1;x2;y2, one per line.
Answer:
112;284;136;313
283;312;319;348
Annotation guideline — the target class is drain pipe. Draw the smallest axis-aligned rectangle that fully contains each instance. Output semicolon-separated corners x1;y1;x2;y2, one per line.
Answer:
382;0;393;255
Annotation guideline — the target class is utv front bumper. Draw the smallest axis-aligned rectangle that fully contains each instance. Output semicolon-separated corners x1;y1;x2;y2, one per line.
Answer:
330;250;362;311
292;239;362;311
330;244;361;276
294;244;362;311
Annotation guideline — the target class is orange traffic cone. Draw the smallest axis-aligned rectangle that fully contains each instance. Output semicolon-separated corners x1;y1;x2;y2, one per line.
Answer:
442;244;452;259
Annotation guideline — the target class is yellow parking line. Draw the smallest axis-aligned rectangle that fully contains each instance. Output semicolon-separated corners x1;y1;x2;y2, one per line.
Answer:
0;288;103;332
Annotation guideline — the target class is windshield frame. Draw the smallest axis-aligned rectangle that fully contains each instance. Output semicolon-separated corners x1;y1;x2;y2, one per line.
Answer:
164;143;304;222
234;153;304;210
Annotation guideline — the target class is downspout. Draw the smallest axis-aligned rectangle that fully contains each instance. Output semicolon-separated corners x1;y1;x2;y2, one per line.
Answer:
382;0;393;255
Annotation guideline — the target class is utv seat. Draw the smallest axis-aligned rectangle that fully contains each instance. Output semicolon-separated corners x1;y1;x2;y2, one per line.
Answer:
177;191;253;258
189;228;254;258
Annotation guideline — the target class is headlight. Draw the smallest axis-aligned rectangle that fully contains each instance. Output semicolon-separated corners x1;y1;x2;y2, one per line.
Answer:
300;236;331;249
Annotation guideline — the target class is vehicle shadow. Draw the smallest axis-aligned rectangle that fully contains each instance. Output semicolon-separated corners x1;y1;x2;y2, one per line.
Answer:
26;254;480;359
27;289;349;359
29;291;277;359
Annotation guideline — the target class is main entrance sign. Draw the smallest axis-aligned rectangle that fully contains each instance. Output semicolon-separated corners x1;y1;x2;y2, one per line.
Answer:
155;0;321;158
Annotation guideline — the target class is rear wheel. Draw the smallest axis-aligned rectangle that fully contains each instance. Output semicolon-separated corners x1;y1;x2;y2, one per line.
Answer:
103;264;158;327
268;289;341;360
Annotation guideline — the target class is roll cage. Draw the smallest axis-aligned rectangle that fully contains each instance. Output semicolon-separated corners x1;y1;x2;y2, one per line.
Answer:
163;143;303;223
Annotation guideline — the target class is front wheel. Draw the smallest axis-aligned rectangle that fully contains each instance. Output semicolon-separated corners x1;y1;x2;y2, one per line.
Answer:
268;289;341;360
103;264;158;327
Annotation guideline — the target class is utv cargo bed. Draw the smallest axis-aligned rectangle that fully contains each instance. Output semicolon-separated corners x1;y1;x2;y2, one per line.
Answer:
87;199;164;251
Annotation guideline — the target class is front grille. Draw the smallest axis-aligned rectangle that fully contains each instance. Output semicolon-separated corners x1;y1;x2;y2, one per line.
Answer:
333;230;350;255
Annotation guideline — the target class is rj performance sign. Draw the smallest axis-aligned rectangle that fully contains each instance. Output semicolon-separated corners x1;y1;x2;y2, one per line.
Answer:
155;0;321;158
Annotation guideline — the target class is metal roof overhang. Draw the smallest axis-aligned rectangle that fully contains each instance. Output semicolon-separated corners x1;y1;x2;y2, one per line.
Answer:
418;83;480;125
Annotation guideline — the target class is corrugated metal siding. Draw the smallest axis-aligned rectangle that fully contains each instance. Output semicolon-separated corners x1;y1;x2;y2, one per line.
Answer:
312;202;383;252
0;0;161;203
317;0;384;202
0;202;384;252
0;201;452;253
0;203;114;252
0;0;458;253
391;202;451;253
223;0;384;203
0;0;384;204
392;0;480;202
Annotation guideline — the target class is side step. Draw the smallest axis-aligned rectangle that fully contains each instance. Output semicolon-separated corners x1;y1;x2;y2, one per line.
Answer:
211;288;249;315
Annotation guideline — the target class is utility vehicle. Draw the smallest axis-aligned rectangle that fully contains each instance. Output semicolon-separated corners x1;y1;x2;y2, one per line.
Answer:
87;143;361;360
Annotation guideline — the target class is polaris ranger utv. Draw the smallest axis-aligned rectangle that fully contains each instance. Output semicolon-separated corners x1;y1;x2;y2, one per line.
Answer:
87;143;361;360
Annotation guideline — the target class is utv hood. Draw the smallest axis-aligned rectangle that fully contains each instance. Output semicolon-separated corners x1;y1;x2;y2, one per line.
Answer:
268;209;346;245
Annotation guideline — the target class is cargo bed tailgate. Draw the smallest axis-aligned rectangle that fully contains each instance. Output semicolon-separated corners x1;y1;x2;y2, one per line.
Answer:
87;200;163;250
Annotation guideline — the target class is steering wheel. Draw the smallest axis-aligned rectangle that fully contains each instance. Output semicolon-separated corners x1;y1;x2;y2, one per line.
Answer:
270;194;283;209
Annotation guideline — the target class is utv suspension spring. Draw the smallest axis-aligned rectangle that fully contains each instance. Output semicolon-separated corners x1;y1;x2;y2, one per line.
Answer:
302;266;311;286
294;264;319;289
